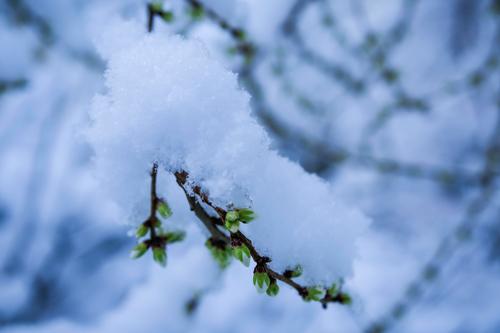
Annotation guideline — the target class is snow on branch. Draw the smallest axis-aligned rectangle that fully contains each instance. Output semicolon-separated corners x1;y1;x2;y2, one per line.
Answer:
87;20;368;307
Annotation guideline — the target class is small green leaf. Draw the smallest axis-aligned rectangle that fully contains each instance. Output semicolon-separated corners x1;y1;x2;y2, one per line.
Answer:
253;271;271;293
233;29;246;41
130;242;148;259
232;244;251;267
291;265;302;278
305;286;326;302
339;292;352;305
161;11;174;22
233;246;242;261
153;247;167;267
327;283;339;297
150;2;163;13
224;219;239;233
205;239;232;269
165;230;185;244
157;201;172;219
215;250;231;268
238;208;255;223
135;224;148;238
225;210;239;222
266;281;280;296
189;6;204;20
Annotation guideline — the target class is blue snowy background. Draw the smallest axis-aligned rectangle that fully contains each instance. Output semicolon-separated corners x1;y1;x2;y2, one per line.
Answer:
1;0;500;332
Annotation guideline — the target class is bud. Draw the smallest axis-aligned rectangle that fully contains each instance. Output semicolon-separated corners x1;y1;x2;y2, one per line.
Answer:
165;230;186;244
266;280;280;297
157;201;172;219
161;11;174;22
153;247;167;267
205;239;232;269
290;265;302;278
225;210;239;222
339;292;352;305
130;242;148;259
150;1;163;13
233;29;246;41
304;286;326;302
232;243;251;267
253;271;271;293
224;219;240;233
237;208;255;223
135;224;148;238
327;283;339;297
190;6;204;20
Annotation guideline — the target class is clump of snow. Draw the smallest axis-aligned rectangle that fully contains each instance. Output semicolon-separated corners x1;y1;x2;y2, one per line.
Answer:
87;21;369;285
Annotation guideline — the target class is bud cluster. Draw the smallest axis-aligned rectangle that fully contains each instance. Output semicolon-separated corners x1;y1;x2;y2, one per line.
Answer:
130;198;185;267
224;208;256;233
205;238;232;269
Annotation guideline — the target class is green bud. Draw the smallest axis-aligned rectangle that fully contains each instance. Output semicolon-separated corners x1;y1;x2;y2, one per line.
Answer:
327;283;339;297
189;6;204;20
253;271;271;293
205;239;232;269
304;286;326;302
291;265;302;278
224;219;240;233
237;208;255;223
165;230;186;244
215;249;231;268
225;210;239;222
339;292;352;305
266;281;279;297
161;11;174;22
157;201;172;219
150;2;163;13
135;224;148;238
130;242;148;259
153;247;167;267
233;29;246;41
232;244;251;267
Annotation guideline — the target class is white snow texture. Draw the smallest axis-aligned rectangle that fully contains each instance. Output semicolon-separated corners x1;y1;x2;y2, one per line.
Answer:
87;21;369;285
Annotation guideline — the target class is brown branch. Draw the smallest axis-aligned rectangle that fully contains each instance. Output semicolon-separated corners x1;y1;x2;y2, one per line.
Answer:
233;231;306;296
186;0;246;41
173;169;349;306
174;171;228;242
140;162;166;248
182;0;255;62
147;3;155;33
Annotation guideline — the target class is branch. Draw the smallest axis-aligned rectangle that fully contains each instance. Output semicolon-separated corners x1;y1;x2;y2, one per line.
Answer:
174;171;228;242
146;162;160;240
173;170;350;307
130;164;185;266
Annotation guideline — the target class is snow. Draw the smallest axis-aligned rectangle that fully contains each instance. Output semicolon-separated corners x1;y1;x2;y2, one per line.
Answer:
2;0;500;332
86;21;369;285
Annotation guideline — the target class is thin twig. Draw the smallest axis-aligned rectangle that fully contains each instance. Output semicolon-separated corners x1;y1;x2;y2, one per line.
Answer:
173;170;347;306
